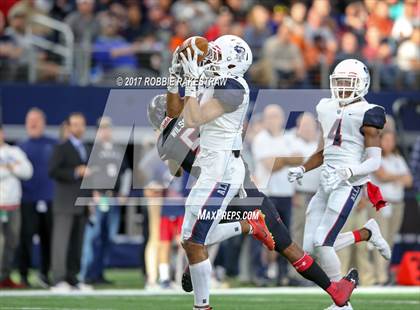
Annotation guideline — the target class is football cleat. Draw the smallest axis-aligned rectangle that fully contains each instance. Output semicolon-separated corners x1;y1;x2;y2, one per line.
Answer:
327;268;359;307
324;302;353;310
364;218;391;260
247;209;275;251
182;266;193;292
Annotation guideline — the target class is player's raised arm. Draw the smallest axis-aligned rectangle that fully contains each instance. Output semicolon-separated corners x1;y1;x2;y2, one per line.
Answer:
166;47;184;118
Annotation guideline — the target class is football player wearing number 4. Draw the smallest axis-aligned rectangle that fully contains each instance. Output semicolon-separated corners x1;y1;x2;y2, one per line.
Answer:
288;59;392;310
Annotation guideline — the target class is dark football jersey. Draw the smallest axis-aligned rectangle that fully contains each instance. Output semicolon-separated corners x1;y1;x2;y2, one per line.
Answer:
157;117;200;177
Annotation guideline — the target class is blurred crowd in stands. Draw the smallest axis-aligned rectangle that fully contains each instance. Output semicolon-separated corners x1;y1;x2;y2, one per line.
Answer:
0;103;417;290
0;0;419;88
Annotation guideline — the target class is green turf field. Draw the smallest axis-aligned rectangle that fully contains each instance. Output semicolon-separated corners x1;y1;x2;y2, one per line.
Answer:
2;270;419;309
0;293;419;310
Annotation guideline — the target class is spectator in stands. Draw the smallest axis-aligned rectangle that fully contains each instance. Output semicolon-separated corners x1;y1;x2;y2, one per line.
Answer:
123;3;148;43
311;0;336;31
252;104;303;285
65;0;100;44
48;112;91;291
287;1;307;44
169;20;190;52
343;1;368;45
91;15;138;83
6;3;60;81
225;0;250;21
366;1;393;37
50;0;75;21
261;21;305;88
363;26;395;88
204;7;233;41
0;125;33;289
371;130;413;284
171;0;215;36
391;0;417;42
8;0;50;36
304;8;337;55
335;31;363;63
364;26;393;63
80;117;131;285
0;11;22;81
146;4;172;37
18;108;57;288
243;5;271;60
396;26;420;89
4;7;31;80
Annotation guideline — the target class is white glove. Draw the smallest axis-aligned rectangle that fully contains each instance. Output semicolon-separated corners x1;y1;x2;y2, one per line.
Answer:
287;166;305;185
167;47;181;94
179;48;203;97
325;167;352;190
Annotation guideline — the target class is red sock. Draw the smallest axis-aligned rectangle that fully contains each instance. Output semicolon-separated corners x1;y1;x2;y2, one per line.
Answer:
292;253;331;290
352;230;362;243
292;253;314;272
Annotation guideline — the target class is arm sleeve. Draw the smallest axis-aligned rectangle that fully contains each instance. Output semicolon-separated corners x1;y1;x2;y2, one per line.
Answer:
213;78;245;113
362;106;386;130
350;146;382;176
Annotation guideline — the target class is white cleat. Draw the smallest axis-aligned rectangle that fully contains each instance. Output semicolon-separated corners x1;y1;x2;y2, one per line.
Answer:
364;218;391;260
50;281;72;292
324;302;353;310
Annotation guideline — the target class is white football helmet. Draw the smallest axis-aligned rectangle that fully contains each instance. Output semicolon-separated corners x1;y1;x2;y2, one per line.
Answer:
203;35;253;77
330;59;370;105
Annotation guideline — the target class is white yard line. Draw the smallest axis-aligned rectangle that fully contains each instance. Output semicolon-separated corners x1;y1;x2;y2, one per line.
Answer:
0;286;418;297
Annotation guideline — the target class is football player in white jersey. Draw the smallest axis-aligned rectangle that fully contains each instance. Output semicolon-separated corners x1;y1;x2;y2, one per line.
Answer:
179;35;258;310
288;59;391;310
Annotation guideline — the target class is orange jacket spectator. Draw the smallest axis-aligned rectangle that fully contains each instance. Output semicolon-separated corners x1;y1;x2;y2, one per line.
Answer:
366;1;393;37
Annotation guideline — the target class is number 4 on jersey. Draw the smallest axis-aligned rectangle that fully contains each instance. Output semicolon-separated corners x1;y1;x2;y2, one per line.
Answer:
328;119;342;146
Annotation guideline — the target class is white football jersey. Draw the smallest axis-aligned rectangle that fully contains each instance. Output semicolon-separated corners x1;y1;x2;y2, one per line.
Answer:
316;97;386;185
198;76;249;151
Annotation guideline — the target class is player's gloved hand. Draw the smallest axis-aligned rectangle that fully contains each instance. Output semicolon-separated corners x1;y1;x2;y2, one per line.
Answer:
326;167;352;190
287;166;305;185
180;48;203;97
168;47;182;94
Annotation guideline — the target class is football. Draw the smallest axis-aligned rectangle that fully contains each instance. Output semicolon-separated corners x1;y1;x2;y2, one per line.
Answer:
178;36;209;63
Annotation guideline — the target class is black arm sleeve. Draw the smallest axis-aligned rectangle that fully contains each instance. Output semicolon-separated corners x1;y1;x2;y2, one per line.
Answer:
213;78;245;113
